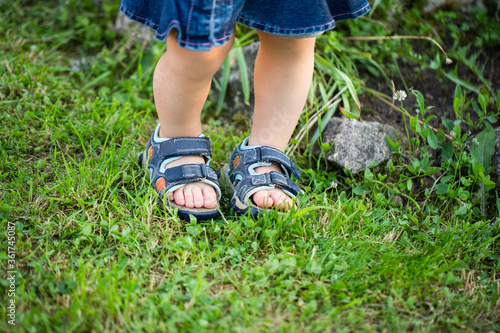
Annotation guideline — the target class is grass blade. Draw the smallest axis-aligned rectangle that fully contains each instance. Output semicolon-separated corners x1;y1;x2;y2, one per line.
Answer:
235;46;250;105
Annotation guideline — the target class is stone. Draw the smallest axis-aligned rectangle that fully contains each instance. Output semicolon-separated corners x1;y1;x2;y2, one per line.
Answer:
319;118;405;174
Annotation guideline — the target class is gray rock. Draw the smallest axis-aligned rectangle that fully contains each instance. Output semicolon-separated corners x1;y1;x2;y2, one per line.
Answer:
319;118;405;174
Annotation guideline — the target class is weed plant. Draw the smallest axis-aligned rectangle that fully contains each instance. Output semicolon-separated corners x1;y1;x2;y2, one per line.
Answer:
1;1;499;332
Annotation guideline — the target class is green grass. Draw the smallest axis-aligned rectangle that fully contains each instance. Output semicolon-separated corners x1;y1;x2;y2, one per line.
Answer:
1;1;499;332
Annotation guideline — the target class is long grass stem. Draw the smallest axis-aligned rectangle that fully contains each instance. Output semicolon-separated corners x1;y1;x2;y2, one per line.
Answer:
339;35;451;63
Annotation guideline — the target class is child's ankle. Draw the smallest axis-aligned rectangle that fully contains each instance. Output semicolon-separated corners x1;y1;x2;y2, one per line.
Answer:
247;136;287;152
158;125;202;139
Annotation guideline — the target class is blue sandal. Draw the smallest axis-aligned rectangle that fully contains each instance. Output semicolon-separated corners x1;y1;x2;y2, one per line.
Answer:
219;137;301;217
138;124;221;221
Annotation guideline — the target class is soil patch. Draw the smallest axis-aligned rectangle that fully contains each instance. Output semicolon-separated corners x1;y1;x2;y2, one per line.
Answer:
358;49;500;136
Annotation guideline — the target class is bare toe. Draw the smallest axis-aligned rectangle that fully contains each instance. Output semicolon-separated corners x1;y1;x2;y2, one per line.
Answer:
251;188;295;211
202;185;217;209
269;189;293;211
191;185;204;208
172;183;218;209
252;190;274;209
173;188;185;206
182;184;195;208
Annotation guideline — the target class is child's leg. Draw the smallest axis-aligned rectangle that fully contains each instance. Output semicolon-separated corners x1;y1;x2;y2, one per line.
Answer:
249;32;316;209
153;32;233;209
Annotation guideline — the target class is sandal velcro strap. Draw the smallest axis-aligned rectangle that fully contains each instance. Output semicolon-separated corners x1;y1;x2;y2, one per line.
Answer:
241;146;300;179
234;172;300;204
250;171;301;194
159;137;212;159
164;163;218;183
250;171;300;190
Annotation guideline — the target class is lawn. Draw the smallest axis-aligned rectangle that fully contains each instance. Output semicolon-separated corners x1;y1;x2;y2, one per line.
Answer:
1;1;499;332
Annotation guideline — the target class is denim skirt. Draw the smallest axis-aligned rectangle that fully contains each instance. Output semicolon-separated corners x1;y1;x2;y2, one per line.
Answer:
119;0;370;50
